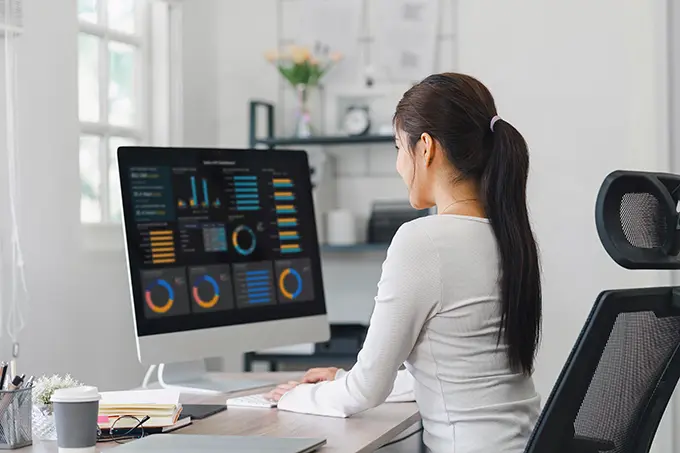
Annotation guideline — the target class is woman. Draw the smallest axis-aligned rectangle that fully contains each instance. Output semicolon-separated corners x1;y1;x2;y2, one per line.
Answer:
267;73;542;453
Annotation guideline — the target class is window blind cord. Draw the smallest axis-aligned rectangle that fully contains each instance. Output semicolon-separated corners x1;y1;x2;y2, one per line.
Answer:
3;1;29;363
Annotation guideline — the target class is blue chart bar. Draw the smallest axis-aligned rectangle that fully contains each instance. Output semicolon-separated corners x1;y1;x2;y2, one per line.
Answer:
281;247;302;254
278;220;297;227
234;175;257;181
202;178;209;206
248;298;271;304
190;176;198;207
245;280;269;288
236;193;258;199
276;208;296;214
279;235;300;241
275;195;295;201
236;199;259;205
237;206;260;211
234;187;258;193
234;181;258;187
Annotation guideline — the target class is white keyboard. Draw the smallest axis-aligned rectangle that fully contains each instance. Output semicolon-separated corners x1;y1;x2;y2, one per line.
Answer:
226;393;277;408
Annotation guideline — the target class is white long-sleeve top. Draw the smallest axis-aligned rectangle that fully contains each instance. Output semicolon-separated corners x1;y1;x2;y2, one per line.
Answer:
278;215;541;453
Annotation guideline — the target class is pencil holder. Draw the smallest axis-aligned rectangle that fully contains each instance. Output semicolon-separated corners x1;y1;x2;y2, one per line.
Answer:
0;387;32;449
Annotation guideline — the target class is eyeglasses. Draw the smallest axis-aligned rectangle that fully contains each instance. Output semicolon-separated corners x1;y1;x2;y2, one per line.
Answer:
97;415;150;444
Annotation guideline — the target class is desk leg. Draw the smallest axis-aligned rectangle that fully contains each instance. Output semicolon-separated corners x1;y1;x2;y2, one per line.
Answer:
243;354;253;372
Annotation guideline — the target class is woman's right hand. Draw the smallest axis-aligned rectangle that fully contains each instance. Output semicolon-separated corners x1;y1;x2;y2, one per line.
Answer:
301;367;339;383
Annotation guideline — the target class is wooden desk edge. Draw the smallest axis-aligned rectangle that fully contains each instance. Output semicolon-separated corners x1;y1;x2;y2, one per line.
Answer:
355;411;422;453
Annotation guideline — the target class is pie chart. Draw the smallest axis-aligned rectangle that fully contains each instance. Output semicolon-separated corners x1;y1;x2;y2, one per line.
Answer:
144;279;175;314
278;268;303;300
192;274;220;309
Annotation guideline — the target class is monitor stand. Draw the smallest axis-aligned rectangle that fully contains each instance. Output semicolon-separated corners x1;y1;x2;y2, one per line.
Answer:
152;361;277;395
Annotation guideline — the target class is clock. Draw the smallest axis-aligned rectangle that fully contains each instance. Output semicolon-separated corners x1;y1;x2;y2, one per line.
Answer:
342;106;371;136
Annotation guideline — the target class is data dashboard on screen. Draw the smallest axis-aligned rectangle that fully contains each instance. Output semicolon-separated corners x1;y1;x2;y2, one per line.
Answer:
117;147;327;337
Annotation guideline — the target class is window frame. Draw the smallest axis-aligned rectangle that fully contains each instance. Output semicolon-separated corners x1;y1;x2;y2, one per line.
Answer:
78;0;183;251
78;0;151;225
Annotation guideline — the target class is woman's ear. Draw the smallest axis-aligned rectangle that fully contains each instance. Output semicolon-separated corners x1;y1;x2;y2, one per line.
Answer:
420;132;435;167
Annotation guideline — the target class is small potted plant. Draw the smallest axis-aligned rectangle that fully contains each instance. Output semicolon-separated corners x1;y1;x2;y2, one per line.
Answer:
32;374;83;440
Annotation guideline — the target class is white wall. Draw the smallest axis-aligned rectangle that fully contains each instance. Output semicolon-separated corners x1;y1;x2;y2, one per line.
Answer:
182;0;219;147
0;0;144;390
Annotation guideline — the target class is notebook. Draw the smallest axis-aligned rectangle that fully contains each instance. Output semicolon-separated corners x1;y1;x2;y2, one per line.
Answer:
111;434;327;453
98;389;183;429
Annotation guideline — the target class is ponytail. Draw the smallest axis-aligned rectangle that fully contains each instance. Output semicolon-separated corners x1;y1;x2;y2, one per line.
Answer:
481;119;541;375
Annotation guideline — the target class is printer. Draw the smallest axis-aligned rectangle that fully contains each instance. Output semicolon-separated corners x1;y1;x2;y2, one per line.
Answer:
367;201;430;244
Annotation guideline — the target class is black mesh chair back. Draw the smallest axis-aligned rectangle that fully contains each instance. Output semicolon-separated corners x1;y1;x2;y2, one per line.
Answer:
525;171;680;453
596;171;680;269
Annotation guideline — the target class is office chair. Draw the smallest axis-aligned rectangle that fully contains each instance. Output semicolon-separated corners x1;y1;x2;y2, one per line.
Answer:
525;171;680;453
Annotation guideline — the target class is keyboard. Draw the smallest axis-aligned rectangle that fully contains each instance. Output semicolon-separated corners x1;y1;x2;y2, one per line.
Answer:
226;393;277;408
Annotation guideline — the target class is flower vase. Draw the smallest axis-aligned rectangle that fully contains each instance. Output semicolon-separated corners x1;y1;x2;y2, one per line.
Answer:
32;404;58;441
294;84;313;138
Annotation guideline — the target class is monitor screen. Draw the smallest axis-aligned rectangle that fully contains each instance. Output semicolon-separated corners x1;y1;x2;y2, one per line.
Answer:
117;147;327;337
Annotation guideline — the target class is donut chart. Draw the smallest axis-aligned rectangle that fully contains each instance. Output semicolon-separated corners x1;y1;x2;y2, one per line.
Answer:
278;268;303;300
232;225;256;256
192;275;220;309
145;279;175;314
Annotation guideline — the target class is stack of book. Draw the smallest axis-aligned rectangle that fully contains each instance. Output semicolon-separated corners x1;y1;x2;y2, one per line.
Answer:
98;389;190;434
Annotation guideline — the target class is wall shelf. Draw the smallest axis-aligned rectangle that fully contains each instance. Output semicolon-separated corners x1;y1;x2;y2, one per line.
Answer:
249;100;393;149
321;243;389;253
253;134;394;148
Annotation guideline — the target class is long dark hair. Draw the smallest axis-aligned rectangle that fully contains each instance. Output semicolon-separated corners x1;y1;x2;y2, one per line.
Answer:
393;73;542;375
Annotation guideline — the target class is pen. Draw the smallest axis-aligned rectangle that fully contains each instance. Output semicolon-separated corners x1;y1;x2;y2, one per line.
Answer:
8;360;16;384
8;375;24;391
0;363;7;390
0;375;24;416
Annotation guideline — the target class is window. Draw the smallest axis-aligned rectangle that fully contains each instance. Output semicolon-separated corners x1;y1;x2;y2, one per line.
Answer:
78;0;150;224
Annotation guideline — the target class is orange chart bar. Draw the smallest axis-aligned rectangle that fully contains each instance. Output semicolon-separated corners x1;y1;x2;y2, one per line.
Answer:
152;258;176;264
152;253;175;259
279;231;298;237
281;244;300;250
150;241;173;247
151;247;174;253
272;178;292;184
150;230;173;236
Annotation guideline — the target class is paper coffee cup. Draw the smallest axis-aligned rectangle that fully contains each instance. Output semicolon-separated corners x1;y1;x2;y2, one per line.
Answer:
51;386;100;453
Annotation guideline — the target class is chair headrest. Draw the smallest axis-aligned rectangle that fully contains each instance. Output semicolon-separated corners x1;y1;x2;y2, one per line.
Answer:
595;170;680;270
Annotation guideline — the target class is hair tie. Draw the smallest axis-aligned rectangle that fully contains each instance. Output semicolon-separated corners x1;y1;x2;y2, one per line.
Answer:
490;115;502;132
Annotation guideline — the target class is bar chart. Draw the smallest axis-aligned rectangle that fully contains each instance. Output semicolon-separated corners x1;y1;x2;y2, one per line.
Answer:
231;175;261;212
272;176;302;255
233;262;277;308
140;229;177;265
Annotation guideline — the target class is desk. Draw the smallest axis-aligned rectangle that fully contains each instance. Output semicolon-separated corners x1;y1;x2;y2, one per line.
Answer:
24;373;421;453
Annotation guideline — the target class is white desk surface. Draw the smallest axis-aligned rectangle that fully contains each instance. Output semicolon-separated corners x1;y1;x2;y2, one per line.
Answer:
25;372;421;453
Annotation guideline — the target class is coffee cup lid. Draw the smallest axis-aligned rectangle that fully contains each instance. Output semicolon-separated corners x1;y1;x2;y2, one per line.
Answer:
51;386;100;403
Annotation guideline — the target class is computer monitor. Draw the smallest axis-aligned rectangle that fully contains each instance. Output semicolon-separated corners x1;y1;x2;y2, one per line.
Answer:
117;147;330;393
